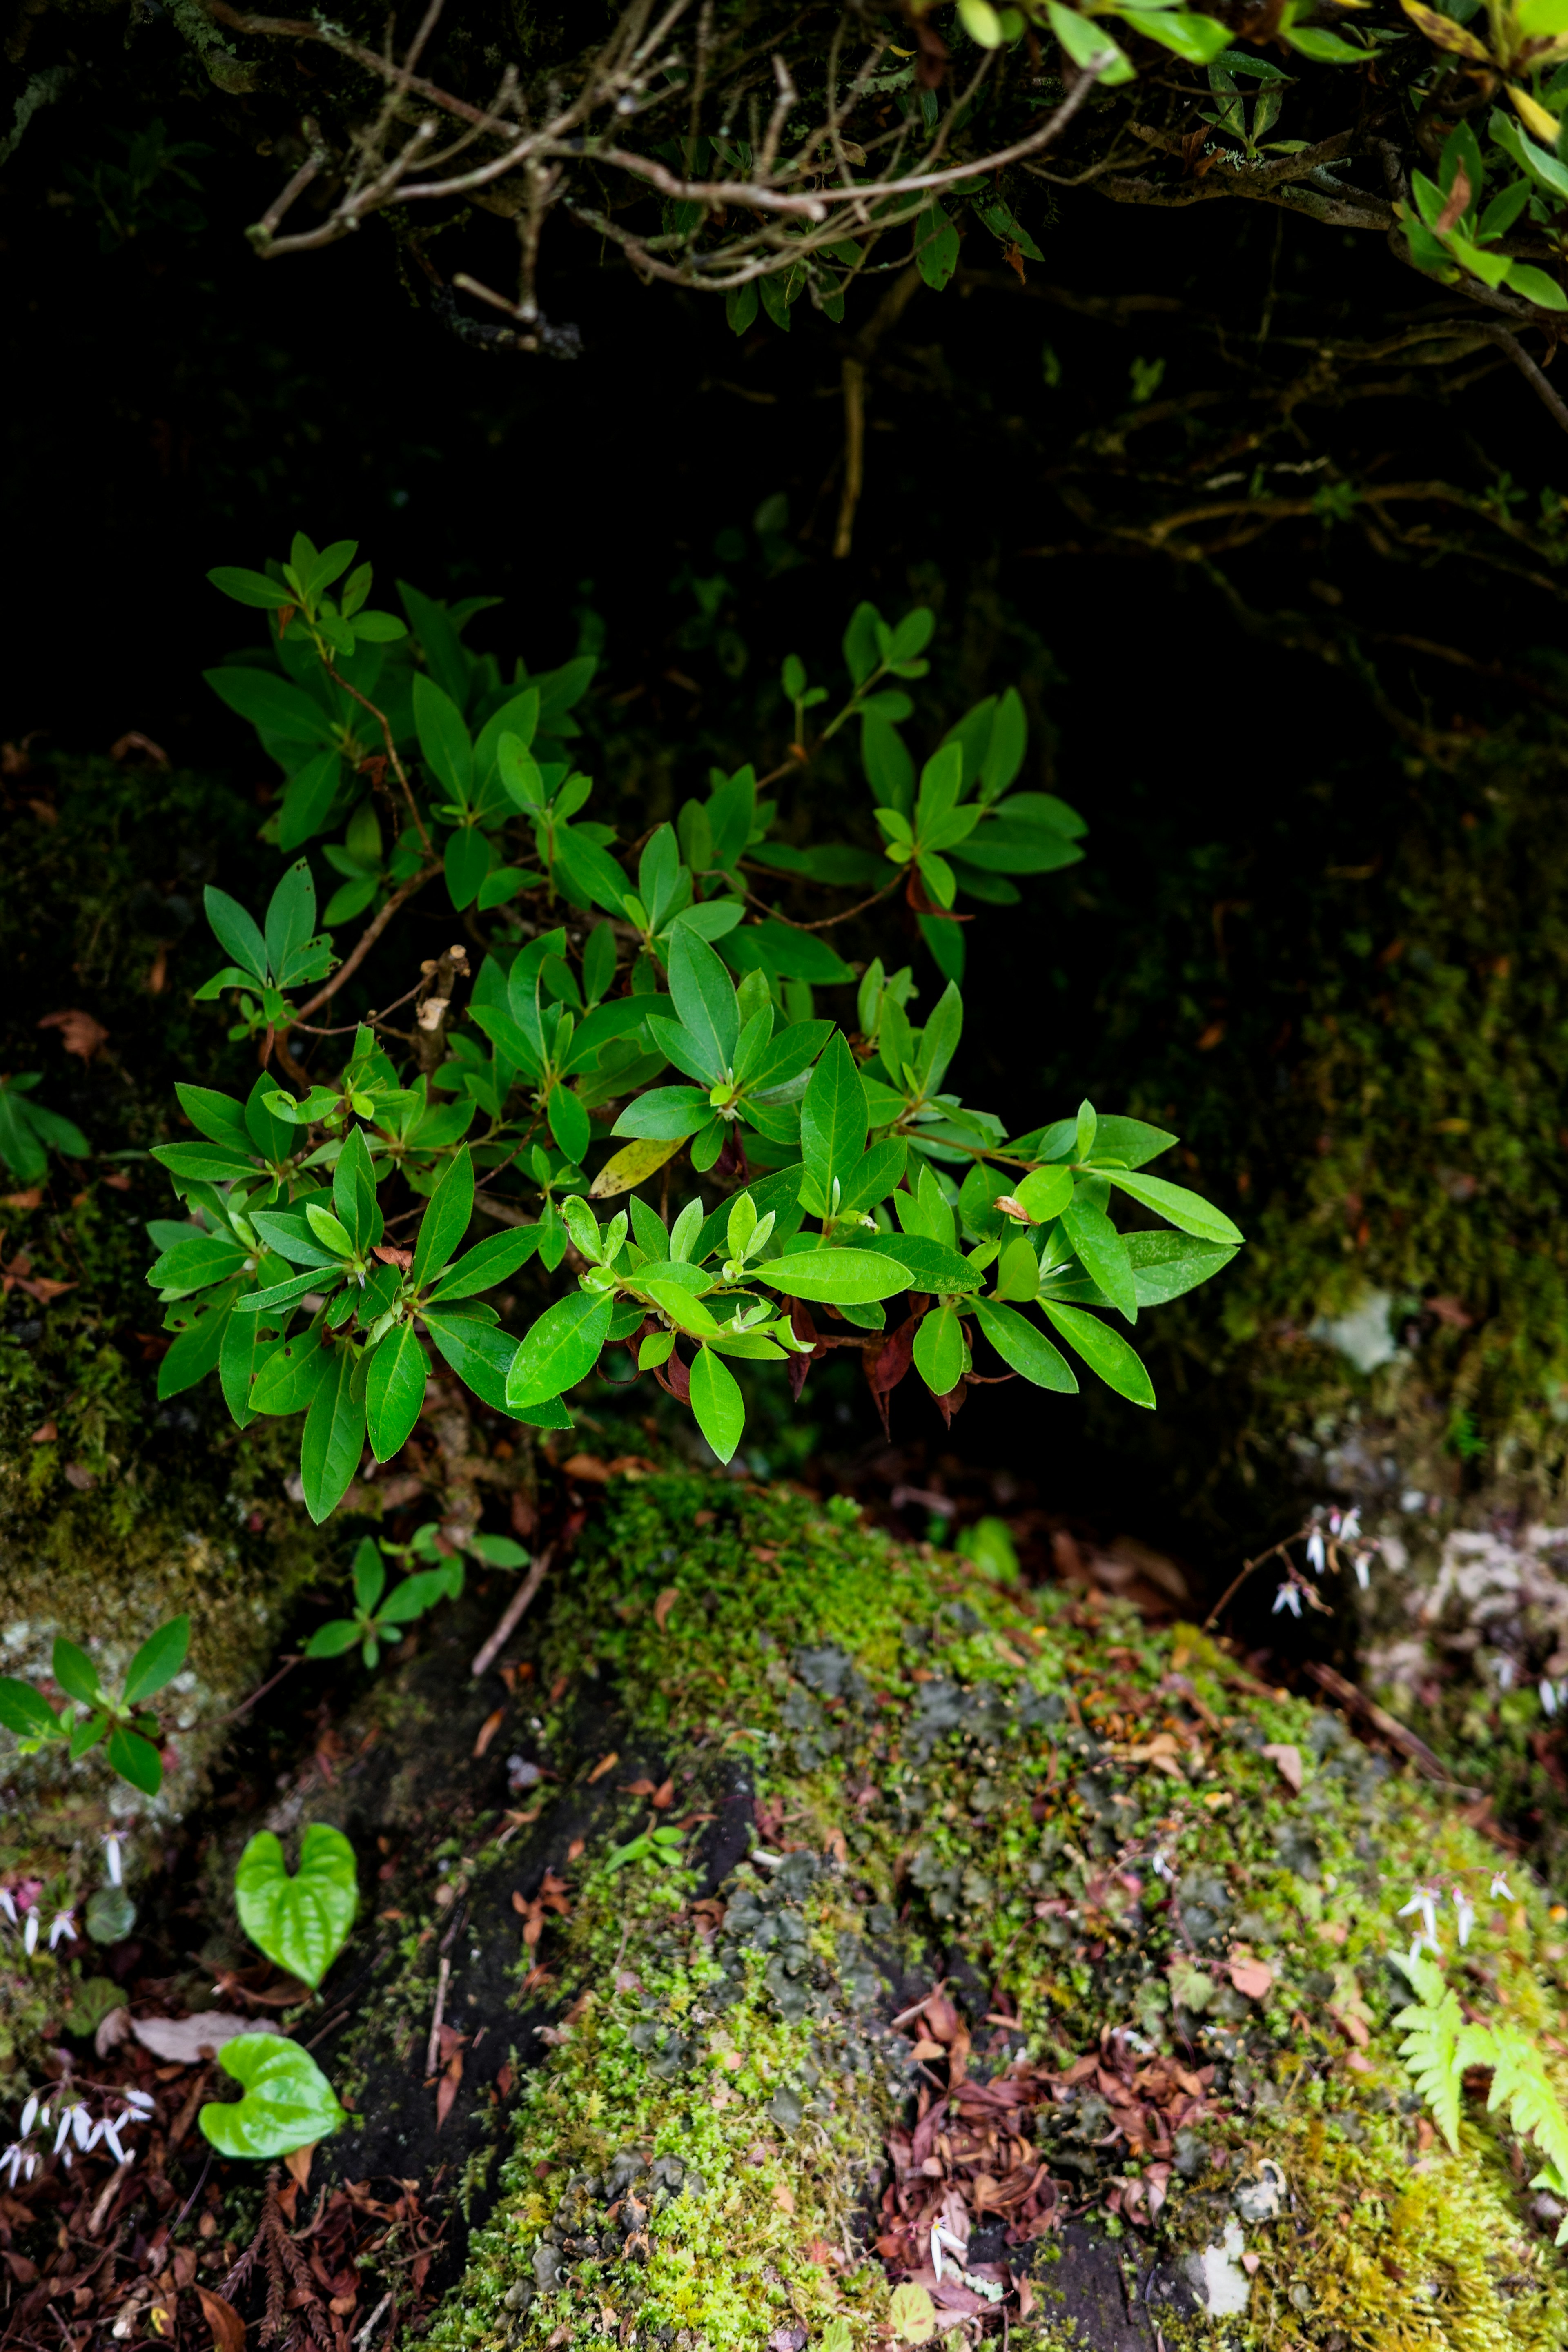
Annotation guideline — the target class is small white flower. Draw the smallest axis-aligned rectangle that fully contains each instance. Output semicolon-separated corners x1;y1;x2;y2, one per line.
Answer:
48;1910;75;1951
18;2095;38;2139
100;2118;127;2164
22;1911;38;1956
53;2109;74;2155
1354;1552;1372;1592
102;1834;124;1888
1306;1528;1326;1575
0;1889;15;1927
1273;1583;1303;1617
1340;1507;1361;1541
23;2153;36;2183
1152;1850;1174;1882
1454;1888;1476;1947
1492;1873;1514;1902
0;2143;22;2188
71;2106;94;2151
122;2089;155;2118
930;2222;943;2280
1399;1885;1440;1946
1542;1680;1558;1718
1496;1657;1516;1690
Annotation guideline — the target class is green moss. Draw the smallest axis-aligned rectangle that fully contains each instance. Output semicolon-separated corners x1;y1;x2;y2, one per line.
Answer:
414;1470;1568;2351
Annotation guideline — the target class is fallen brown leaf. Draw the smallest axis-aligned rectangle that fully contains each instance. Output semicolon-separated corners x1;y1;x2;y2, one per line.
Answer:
654;1587;679;1632
773;2181;795;2214
473;1706;506;1759
1262;1742;1303;1794
30;1419;56;1444
39;1008;108;1061
1227;1957;1274;2001
197;2287;246;2352
587;1751;619;1783
284;2143;314;2191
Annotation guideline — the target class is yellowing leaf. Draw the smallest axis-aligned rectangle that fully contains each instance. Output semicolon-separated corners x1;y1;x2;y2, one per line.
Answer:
1400;0;1491;58
588;1135;684;1199
1509;81;1564;143
889;2282;937;2344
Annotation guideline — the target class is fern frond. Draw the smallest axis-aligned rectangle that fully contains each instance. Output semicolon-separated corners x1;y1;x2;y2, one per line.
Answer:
1392;1968;1472;2154
1488;2023;1568;2184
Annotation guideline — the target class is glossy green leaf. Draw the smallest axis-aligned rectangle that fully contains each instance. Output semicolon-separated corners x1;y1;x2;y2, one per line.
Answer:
123;1615;190;1706
505;1289;613;1408
972;1297;1078;1391
1040;1302;1156;1407
547;1084;591;1166
761;1249;911;1304
689;1346;745;1465
203;886;270;984
1061;1197;1137;1322
158;1297;237;1399
913;1303;965;1395
299;1347;368;1524
445;824;492;910
668;927;739;1077
0;1678;60;1739
248;1332;329;1415
1102;1169;1243;1245
801;1032;869;1208
235;1822;359;1989
1125;1230;1238;1306
106;1724;164;1795
199;2032;346;2160
412;1143;475;1287
864;1230;977;1293
52;1637;101;1707
1014;1165;1074;1223
611;1086;713;1141
366;1323;428;1461
414;672;473;800
426;1225;542;1301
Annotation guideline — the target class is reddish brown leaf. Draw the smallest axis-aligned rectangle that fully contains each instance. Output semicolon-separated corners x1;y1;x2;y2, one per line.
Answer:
284;2143;315;2191
653;1588;679;1633
39;1008;108;1061
198;2288;246;2352
473;1706;506;1759
651;1777;674;1809
587;1752;619;1783
1434;163;1472;235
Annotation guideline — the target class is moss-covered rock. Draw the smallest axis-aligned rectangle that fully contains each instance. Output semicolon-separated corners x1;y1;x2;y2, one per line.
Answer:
170;1463;1568;2352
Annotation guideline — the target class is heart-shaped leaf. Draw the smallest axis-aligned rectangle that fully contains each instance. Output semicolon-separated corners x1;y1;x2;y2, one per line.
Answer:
234;1823;359;1989
198;2032;345;2159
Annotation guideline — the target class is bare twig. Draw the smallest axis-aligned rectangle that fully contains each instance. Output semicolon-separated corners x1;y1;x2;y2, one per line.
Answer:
425;1956;450;2076
472;1545;554;1677
1483;322;1568;438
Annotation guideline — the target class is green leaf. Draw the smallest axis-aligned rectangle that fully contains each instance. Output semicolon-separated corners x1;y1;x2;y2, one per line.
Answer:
554;824;632;917
412;1143;475;1287
199;2031;347;2160
612;1085;713;1141
668;927;740;1077
278;751;342;852
248;1332;329;1414
915;202;960;291
420;1306;563;1424
1039;1302;1155;1407
913;1303;965;1395
1125;1230;1238;1306
158;1297;237;1399
689;1347;746;1465
1116;6;1232;63
548;1085;591;1166
505;1290;614;1408
0;1677;60;1739
299;1348;368;1524
174;1084;256;1158
305;1619;361;1659
761;1249;911;1304
106;1724;164;1795
426;1225;541;1301
265;862;319;989
1047;0;1136;78
52;1637;101;1708
1101;1169;1243;1245
413;672;473;801
148;1234;250;1293
205;667;337;747
1013;1165;1074;1222
203;886;270;983
973;1296;1078;1390
1061;1197;1138;1322
864;1230;977;1293
445;825;492;910
123;1615;191;1706
235;1822;359;1989
366;1324;428;1461
237;1268;335;1321
800;1031;869;1208
1392;1956;1468;2154
209;566;296;611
